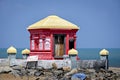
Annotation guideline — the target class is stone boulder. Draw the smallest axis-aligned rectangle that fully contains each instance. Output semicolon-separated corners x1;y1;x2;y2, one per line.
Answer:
65;68;78;76
0;66;12;73
63;66;71;72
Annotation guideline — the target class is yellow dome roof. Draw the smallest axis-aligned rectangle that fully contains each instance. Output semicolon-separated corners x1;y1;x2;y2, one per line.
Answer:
68;48;78;55
100;49;109;55
22;48;30;54
7;46;17;54
27;15;80;30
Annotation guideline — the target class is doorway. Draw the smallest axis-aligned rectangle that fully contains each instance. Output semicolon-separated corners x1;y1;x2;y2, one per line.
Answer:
54;34;65;58
69;39;74;49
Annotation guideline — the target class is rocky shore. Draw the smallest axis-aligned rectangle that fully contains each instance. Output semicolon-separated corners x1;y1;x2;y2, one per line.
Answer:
0;64;120;80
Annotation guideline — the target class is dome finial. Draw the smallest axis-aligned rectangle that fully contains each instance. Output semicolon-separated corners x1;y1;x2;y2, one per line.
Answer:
22;48;30;54
7;46;17;54
68;48;78;55
100;49;109;56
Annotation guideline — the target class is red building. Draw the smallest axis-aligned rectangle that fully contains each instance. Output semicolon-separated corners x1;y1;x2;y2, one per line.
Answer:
27;15;79;60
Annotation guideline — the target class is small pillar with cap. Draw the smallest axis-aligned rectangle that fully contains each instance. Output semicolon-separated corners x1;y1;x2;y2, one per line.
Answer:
100;49;109;70
68;48;78;69
22;48;30;59
7;46;17;60
7;46;17;66
63;55;69;60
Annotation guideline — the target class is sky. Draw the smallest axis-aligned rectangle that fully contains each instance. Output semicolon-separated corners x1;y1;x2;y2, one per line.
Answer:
0;0;120;48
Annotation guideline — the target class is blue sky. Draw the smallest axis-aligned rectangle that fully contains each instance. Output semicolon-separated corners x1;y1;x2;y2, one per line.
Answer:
0;0;120;48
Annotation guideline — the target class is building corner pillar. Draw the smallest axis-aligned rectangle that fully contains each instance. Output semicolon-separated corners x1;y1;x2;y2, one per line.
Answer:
74;35;77;49
66;34;69;54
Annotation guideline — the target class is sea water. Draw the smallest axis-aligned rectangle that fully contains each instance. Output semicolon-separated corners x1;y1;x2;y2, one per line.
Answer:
77;48;120;67
0;48;120;67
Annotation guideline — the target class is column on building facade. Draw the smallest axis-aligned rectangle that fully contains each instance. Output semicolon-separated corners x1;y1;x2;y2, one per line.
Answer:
74;34;77;49
66;34;69;54
30;34;35;50
39;37;43;50
30;35;32;50
35;39;39;50
39;34;44;51
50;34;53;55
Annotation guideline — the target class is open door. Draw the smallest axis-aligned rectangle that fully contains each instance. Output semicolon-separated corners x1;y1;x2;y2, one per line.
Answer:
54;35;65;58
69;39;74;49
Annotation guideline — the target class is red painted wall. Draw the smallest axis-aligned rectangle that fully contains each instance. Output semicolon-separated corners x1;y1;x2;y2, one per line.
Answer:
28;29;78;60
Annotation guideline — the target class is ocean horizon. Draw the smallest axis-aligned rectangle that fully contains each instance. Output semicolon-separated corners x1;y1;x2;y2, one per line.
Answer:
0;48;120;67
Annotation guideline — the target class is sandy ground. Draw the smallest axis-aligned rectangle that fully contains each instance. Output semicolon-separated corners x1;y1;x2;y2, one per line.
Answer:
0;74;33;80
0;67;120;80
0;74;45;80
109;67;120;73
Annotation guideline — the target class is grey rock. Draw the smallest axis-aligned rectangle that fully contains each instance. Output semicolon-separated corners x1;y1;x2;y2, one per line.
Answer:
26;61;37;69
34;71;42;76
53;70;63;79
52;62;57;69
20;60;27;67
0;66;12;73
36;66;44;70
63;66;71;72
98;72;104;77
45;76;58;80
27;69;37;76
11;67;27;76
4;66;12;72
44;71;53;76
48;77;59;80
107;70;113;73
62;76;71;80
86;75;91;80
100;68;106;73
11;70;20;77
99;76;104;80
53;70;63;75
84;69;90;74
12;65;22;71
35;78;40;80
71;77;80;80
93;60;105;70
20;68;27;75
106;73;111;77
116;72;120;78
65;68;78;76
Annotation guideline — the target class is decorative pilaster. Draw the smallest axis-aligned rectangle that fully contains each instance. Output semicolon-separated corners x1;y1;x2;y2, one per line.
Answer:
74;35;77;49
66;34;69;54
51;34;53;57
30;35;32;50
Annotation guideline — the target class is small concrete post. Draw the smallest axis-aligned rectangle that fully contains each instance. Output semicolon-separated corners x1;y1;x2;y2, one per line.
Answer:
63;55;70;67
7;46;17;66
68;48;78;69
22;48;30;59
100;49;109;70
63;55;69;60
